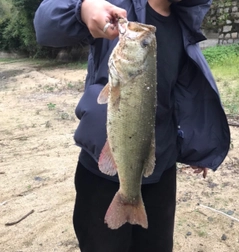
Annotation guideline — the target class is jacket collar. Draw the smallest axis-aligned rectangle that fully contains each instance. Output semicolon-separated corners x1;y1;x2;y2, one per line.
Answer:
132;0;211;44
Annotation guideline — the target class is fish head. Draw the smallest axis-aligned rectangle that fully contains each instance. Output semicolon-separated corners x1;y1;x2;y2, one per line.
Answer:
116;19;156;64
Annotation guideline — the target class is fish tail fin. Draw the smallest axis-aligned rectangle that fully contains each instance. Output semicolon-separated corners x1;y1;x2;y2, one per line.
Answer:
105;191;148;229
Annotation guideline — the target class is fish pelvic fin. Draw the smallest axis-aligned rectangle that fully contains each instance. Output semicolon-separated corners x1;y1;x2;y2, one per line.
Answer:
98;140;117;176
143;130;156;177
105;192;148;229
97;83;110;104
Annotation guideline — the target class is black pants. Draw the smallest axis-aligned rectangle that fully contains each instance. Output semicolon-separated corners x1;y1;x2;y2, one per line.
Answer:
73;162;176;252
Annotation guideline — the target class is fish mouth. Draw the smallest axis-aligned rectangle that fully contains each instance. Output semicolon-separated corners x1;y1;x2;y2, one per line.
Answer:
118;18;156;36
118;18;128;34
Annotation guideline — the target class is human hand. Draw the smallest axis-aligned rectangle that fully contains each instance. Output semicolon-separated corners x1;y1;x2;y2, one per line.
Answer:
81;0;127;40
191;166;208;178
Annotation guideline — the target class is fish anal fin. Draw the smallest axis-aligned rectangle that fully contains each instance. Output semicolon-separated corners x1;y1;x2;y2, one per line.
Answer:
143;130;156;177
98;140;117;176
97;83;110;104
105;192;148;229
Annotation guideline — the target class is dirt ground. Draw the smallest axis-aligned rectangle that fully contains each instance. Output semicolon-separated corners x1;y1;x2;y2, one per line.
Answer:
0;59;238;252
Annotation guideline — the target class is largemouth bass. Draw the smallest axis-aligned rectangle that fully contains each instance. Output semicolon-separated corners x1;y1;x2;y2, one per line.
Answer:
97;19;157;229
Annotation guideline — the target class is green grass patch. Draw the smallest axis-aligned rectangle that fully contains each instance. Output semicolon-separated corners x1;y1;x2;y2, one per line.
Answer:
203;44;239;66
34;59;88;70
203;44;239;115
0;57;88;70
32;59;88;70
0;58;30;63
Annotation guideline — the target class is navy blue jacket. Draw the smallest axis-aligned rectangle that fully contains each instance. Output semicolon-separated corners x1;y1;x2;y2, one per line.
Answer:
34;0;230;183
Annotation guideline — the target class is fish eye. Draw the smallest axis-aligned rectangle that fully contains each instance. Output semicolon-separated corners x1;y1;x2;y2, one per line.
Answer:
140;39;149;48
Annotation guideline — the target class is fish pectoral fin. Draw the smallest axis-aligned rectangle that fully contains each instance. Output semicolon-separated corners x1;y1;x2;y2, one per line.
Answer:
143;131;156;177
97;83;110;104
98;140;117;176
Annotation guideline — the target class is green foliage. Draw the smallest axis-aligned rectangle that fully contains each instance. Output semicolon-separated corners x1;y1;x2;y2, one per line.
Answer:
47;103;56;110
203;44;239;115
0;0;87;58
1;11;28;52
203;44;239;66
0;0;62;57
0;0;12;18
0;0;43;55
0;19;11;50
13;0;42;15
0;1;13;50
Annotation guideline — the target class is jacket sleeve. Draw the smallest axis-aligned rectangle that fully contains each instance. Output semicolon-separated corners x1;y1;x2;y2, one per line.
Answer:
34;0;93;47
174;0;211;43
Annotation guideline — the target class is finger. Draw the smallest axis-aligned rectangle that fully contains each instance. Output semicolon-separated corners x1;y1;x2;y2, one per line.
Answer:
193;169;202;174
102;22;112;33
100;5;127;39
90;20;116;39
193;168;202;173
100;15;122;39
203;168;208;179
193;168;208;178
100;23;119;40
108;6;127;21
191;166;199;170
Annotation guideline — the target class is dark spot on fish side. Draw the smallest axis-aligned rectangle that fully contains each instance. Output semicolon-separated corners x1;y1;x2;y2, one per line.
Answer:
128;72;135;78
128;69;143;79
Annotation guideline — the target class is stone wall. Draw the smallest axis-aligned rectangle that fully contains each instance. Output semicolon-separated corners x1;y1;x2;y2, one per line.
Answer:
203;0;239;44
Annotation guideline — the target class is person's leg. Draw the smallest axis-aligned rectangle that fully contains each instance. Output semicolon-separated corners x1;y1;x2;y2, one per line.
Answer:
129;165;177;252
73;161;132;252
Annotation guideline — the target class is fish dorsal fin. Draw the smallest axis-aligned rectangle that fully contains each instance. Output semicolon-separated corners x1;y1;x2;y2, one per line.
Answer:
97;83;110;104
98;140;117;176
